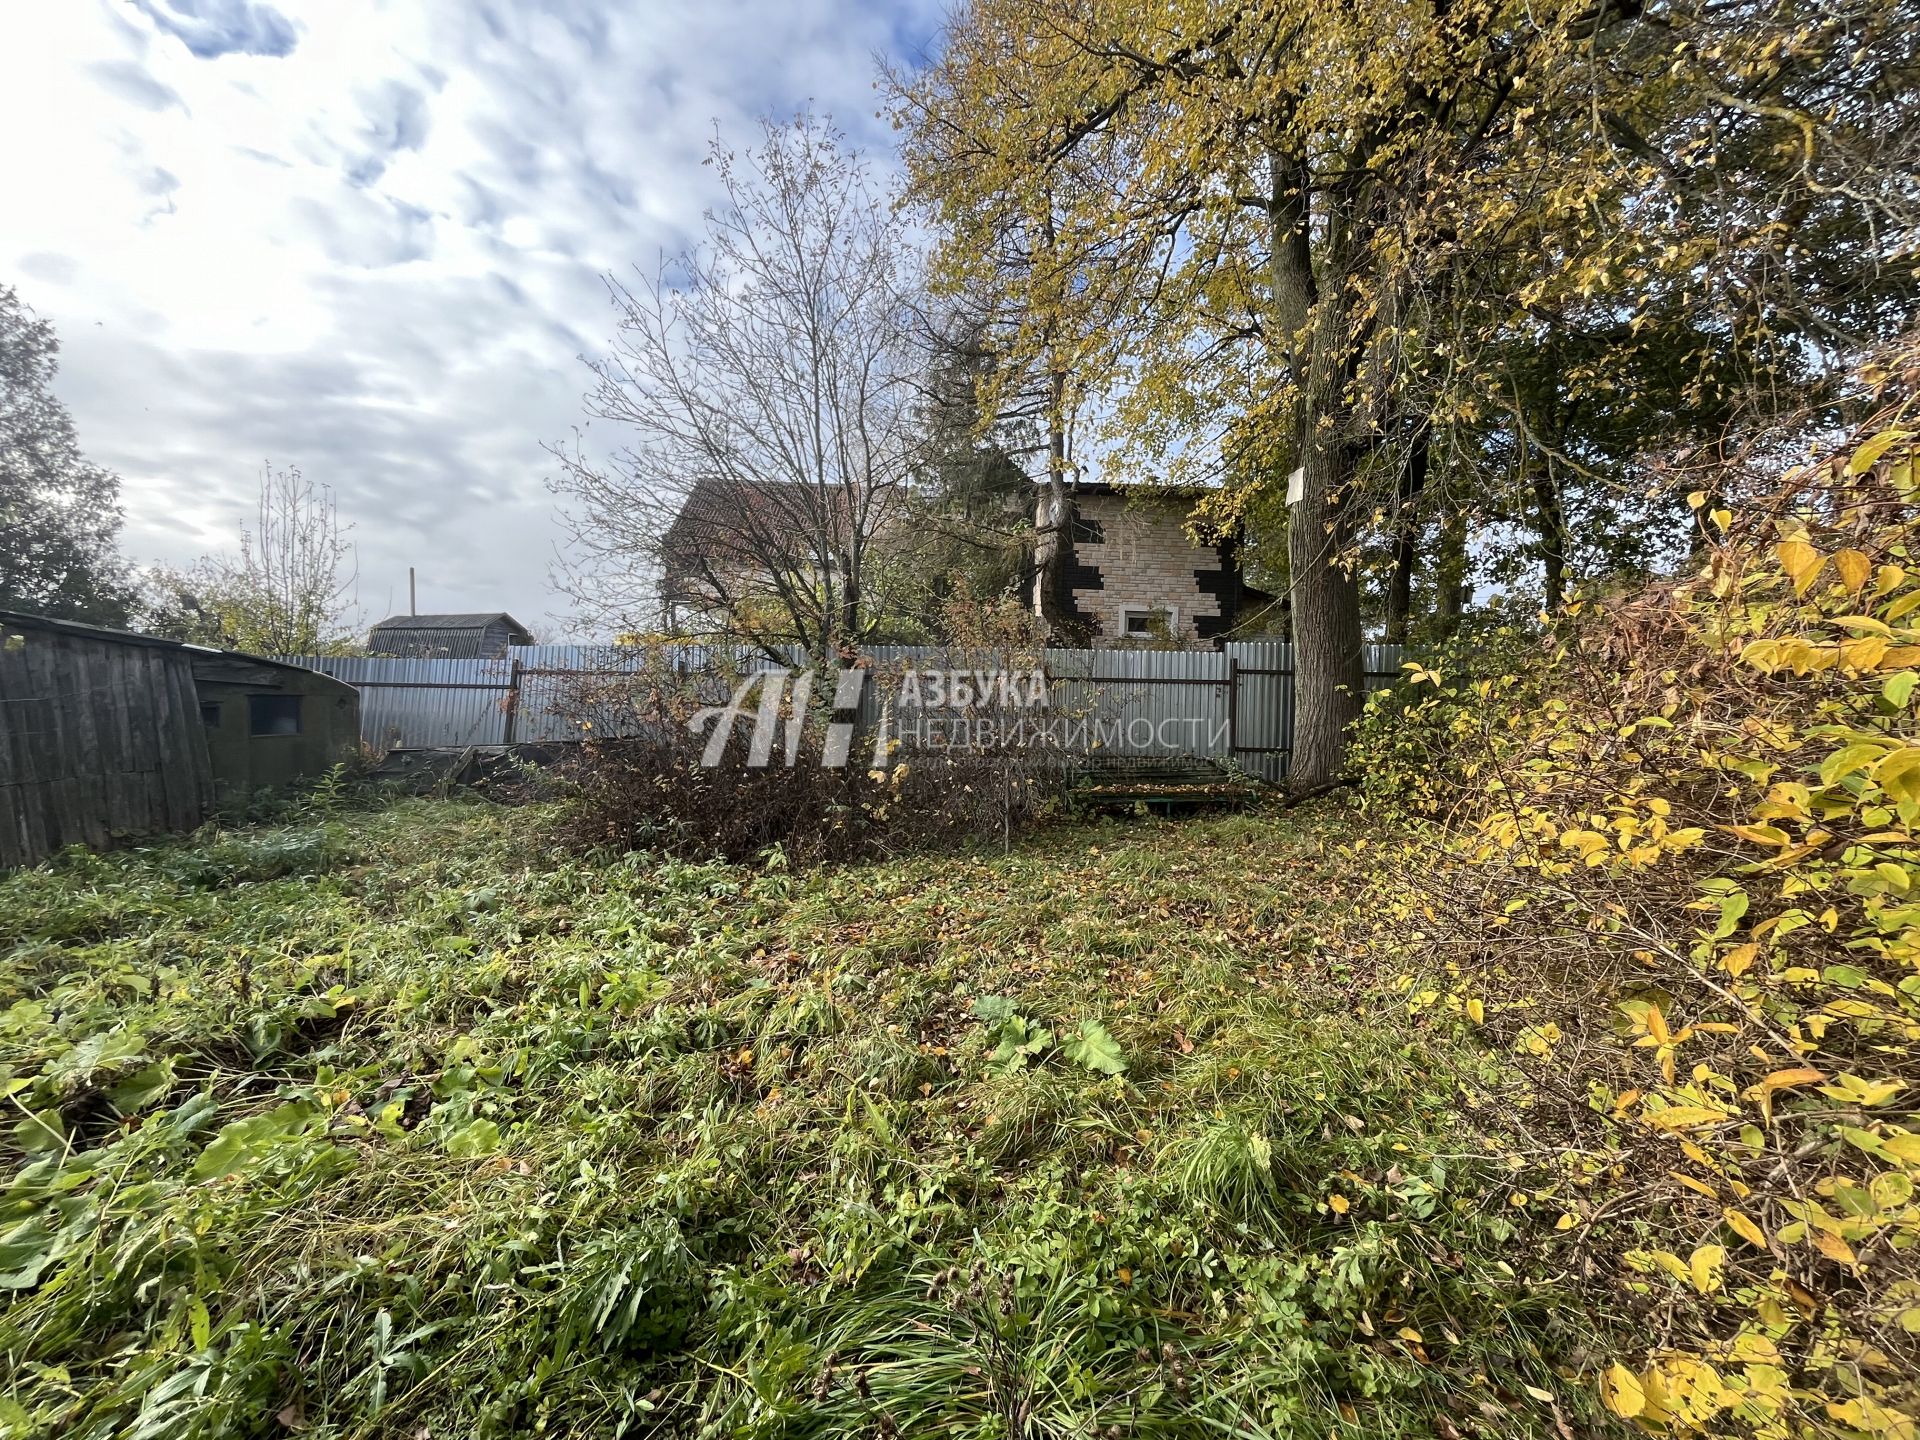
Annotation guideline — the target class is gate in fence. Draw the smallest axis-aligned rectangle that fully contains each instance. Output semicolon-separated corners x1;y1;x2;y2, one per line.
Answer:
285;641;1403;780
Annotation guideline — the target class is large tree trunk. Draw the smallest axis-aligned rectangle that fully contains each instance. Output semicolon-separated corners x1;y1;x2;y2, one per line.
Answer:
1270;155;1365;791
1383;422;1430;645
1032;363;1076;635
1286;363;1366;789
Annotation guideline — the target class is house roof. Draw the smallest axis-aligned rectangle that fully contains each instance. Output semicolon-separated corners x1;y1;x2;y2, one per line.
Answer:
369;612;531;633
662;479;852;553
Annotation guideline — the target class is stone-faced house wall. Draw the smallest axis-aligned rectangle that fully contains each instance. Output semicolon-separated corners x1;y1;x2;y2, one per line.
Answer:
1044;488;1255;648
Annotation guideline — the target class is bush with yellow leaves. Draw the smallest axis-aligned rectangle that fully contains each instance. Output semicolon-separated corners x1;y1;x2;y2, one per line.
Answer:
1387;347;1920;1436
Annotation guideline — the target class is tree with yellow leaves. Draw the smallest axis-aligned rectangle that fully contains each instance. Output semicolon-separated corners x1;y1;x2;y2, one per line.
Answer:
895;0;1917;787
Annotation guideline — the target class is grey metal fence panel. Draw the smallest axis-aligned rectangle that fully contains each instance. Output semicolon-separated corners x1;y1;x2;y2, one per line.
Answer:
281;656;513;750
1041;646;1230;760
1218;641;1405;781
1224;640;1293;782
509;645;660;744
287;641;1408;774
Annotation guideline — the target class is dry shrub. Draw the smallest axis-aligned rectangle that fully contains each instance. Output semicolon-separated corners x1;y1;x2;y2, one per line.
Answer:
1385;342;1920;1435
547;646;1064;864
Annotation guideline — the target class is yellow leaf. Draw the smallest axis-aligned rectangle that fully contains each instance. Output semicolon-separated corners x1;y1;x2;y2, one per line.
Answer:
1823;743;1886;785
1327;1193;1349;1214
1815;1230;1857;1267
1845;634;1892;671
1724;1209;1768;1248
1875;747;1920;806
1882;1133;1920;1163
1729;1331;1780;1364
1689;1244;1726;1293
1848;427;1909;475
1721;943;1758;977
1465;997;1485;1025
1746;1067;1824;1126
1601;1363;1646;1419
1776;539;1825;595
1673;1173;1719;1201
1834;548;1874;592
1644;1105;1728;1131
1645;1004;1671;1045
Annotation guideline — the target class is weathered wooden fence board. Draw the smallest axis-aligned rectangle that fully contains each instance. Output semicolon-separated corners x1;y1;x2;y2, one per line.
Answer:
0;616;215;869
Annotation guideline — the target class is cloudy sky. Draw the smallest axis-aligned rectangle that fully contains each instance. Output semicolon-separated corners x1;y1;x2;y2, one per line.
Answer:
1;0;938;637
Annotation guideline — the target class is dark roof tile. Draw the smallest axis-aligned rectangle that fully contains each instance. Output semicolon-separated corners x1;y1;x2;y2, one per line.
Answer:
370;612;529;632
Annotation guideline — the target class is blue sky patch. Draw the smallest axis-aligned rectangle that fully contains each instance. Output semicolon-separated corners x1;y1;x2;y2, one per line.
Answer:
134;0;298;60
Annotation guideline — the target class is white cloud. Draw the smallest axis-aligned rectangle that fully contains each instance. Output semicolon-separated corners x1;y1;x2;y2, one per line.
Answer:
0;0;937;636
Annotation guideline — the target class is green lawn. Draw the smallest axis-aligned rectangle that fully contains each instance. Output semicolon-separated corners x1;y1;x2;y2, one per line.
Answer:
1;796;1599;1439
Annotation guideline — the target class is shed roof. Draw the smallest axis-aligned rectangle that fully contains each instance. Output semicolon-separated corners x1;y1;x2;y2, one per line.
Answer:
1;607;203;654
370;612;531;633
0;609;347;680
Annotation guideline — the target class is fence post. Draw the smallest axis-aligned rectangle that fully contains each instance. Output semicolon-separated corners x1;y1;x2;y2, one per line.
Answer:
502;658;522;746
1226;654;1240;753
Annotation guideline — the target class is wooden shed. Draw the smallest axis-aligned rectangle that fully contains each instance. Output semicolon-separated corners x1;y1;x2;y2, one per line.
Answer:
0;611;361;869
191;651;361;802
368;612;532;658
0;611;212;869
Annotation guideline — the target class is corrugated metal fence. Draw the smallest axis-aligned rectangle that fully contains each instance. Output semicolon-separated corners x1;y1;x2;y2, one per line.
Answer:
285;642;1404;779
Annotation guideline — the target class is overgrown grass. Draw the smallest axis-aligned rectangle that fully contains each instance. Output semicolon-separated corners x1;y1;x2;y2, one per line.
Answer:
1;796;1602;1438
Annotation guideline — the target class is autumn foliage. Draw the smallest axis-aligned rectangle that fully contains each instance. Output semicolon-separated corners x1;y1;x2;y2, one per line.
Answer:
1372;345;1920;1434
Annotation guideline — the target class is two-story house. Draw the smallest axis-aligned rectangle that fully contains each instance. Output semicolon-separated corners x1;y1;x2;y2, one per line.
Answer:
1038;482;1273;649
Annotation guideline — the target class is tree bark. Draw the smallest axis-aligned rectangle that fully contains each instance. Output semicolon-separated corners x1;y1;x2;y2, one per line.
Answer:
1032;362;1076;635
1383;423;1430;645
1270;154;1365;791
1531;452;1568;613
1434;500;1469;636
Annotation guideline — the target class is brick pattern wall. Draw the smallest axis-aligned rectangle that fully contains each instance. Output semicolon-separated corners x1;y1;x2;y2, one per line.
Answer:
1065;492;1230;648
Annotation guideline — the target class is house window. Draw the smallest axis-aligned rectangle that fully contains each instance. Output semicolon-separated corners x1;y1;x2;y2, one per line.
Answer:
248;694;303;737
200;702;222;728
1120;606;1175;638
